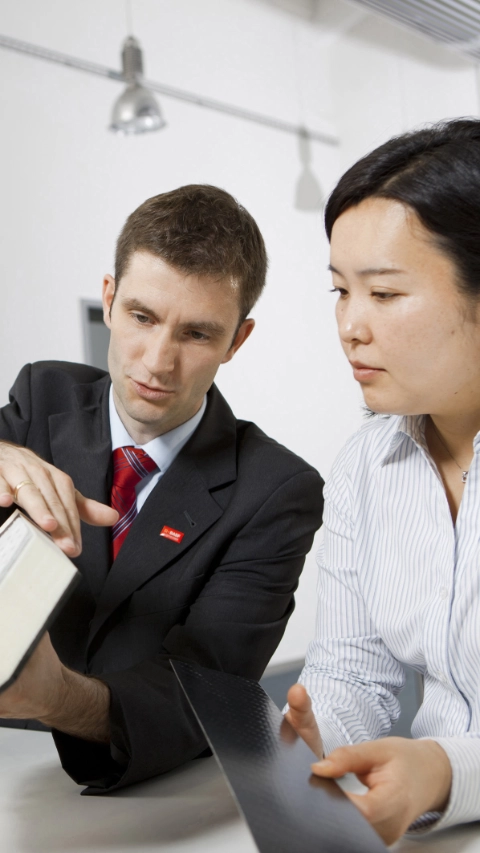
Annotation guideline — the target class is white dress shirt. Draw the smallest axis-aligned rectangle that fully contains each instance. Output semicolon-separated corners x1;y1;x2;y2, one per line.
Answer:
109;386;206;511
300;413;480;834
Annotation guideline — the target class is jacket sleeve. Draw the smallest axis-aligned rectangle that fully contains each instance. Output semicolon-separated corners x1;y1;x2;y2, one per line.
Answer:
0;363;36;526
0;363;36;443
52;467;324;793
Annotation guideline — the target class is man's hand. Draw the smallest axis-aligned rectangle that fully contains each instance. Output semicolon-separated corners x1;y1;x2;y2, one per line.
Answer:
0;442;118;556
312;737;452;845
0;633;110;742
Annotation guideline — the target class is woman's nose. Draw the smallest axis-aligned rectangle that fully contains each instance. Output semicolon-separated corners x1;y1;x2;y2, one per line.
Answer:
337;299;372;345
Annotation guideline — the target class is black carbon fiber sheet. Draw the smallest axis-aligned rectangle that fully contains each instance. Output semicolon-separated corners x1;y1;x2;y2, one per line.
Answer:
171;660;387;853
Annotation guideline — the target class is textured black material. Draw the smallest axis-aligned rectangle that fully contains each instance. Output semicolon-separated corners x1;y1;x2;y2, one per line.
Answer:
172;660;387;853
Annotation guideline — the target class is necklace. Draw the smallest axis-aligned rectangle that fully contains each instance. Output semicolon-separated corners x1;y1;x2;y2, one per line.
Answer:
430;421;469;484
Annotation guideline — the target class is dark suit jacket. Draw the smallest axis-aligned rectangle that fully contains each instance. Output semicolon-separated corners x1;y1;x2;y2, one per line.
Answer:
0;362;324;793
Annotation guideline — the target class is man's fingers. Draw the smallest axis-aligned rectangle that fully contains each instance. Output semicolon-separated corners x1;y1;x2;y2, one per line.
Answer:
76;493;119;527
8;468;59;531
285;683;323;758
51;471;82;550
3;464;80;555
0;444;117;554
0;474;13;506
20;468;80;554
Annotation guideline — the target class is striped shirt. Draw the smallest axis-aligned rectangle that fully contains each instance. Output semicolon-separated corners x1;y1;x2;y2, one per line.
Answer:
299;413;480;833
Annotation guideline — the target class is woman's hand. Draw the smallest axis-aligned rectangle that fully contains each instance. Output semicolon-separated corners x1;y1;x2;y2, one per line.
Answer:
285;684;452;845
285;683;324;758
312;737;452;845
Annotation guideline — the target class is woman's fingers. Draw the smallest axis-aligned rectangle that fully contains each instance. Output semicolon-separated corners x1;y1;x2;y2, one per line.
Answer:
285;683;324;758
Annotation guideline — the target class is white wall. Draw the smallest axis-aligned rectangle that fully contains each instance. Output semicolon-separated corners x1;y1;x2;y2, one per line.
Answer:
329;12;478;172
0;0;478;665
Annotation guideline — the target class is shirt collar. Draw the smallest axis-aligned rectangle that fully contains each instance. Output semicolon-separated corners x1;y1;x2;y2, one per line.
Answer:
381;414;428;466
109;385;207;474
381;413;480;468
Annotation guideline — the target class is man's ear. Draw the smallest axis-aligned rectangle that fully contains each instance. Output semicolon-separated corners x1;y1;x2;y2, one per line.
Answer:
222;318;255;364
102;275;116;329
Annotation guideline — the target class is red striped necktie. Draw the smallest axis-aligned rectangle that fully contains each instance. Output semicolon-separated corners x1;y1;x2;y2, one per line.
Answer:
111;446;158;560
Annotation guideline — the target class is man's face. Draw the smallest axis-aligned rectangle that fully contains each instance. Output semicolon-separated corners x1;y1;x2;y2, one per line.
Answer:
102;251;254;444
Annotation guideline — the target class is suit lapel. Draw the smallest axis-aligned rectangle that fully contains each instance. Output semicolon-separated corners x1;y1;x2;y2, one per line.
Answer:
49;374;112;597
87;385;238;646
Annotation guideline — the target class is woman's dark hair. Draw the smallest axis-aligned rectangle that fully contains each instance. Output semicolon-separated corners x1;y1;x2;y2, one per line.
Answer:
325;118;480;299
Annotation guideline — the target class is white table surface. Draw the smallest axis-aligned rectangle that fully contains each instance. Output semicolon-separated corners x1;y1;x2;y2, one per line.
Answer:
0;729;479;853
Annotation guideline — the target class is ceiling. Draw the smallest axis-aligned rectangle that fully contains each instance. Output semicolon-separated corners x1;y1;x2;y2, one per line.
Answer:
248;0;480;61
248;0;368;30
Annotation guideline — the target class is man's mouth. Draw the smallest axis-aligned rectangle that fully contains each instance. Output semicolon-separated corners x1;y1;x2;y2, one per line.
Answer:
131;379;175;399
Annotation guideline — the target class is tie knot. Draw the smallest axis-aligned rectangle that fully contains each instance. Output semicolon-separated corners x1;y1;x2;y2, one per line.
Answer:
113;446;158;483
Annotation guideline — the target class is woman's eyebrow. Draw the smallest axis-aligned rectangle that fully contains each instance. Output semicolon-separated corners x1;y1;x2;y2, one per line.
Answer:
328;263;405;277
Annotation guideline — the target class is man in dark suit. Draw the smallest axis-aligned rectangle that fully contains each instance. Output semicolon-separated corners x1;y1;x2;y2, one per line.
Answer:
0;185;323;793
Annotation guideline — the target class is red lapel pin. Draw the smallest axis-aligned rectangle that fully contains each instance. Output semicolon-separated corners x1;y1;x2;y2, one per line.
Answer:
160;525;185;544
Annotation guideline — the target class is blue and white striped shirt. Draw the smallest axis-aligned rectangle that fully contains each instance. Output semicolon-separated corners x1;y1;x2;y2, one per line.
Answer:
300;413;480;833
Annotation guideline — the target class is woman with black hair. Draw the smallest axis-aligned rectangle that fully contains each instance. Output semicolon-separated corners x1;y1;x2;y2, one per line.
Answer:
286;118;480;844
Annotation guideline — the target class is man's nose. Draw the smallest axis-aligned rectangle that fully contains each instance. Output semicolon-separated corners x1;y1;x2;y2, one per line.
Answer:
142;330;177;375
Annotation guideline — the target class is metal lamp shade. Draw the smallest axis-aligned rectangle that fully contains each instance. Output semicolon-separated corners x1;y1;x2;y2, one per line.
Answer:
109;83;166;134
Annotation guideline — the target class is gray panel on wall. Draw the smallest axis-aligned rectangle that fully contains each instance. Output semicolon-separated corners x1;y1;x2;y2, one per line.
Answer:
81;300;109;372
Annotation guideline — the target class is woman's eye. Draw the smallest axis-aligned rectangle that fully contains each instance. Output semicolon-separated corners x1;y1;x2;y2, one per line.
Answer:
329;287;348;298
372;291;397;300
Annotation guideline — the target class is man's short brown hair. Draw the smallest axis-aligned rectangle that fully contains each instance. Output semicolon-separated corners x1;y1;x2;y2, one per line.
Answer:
115;185;268;321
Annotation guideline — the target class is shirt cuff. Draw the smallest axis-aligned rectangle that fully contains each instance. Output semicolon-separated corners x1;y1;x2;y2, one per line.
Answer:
311;716;352;756
407;736;480;835
281;706;350;757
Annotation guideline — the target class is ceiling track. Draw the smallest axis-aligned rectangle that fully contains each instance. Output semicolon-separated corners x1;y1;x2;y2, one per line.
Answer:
349;0;480;61
0;32;339;147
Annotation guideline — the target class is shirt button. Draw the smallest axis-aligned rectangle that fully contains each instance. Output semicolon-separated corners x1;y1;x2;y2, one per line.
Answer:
439;587;448;599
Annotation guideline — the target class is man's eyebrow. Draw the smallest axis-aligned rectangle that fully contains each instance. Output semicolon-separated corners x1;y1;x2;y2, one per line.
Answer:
121;297;160;319
328;263;405;277
120;298;227;335
179;320;227;336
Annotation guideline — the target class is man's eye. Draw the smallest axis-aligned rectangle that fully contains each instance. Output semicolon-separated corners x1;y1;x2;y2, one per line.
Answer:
189;330;209;341
133;313;151;324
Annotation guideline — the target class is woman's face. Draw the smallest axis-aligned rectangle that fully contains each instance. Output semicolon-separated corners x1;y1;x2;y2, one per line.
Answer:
330;197;480;418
